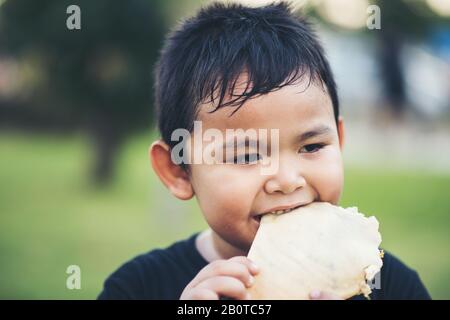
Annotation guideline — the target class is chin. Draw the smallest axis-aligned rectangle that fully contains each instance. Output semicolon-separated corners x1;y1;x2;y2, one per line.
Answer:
229;233;254;254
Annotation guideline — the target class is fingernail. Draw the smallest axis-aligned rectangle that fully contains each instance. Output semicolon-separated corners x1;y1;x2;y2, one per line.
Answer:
247;276;254;287
310;290;321;299
249;261;260;273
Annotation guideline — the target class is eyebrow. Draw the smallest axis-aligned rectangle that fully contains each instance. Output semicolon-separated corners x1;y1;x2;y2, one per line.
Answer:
220;125;333;150
297;125;333;142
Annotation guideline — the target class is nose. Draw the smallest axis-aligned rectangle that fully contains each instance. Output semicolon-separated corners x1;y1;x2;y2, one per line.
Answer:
264;154;306;194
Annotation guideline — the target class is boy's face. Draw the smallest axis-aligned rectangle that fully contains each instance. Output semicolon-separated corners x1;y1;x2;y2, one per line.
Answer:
188;78;344;252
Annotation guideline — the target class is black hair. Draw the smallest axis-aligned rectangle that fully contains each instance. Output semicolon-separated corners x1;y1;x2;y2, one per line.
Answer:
154;1;339;152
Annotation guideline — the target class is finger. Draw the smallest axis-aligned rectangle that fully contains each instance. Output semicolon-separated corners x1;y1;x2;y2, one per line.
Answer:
197;276;251;300
188;260;255;289
181;288;219;300
228;256;260;275
309;290;343;300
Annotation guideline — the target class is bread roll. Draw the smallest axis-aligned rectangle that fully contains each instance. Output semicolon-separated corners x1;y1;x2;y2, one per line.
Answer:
247;202;383;299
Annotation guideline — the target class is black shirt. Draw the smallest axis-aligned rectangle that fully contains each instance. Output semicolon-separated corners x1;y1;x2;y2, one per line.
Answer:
98;233;431;300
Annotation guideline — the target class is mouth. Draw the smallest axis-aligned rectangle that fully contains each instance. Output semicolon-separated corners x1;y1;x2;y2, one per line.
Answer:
252;203;307;223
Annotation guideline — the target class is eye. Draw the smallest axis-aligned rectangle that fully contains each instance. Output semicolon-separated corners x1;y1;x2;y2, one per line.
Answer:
300;143;325;153
233;153;262;164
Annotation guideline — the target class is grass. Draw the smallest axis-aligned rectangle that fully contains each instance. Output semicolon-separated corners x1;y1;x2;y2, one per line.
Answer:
0;130;449;299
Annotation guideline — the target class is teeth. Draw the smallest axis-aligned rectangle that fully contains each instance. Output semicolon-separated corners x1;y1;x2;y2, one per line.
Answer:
257;205;301;219
271;207;295;215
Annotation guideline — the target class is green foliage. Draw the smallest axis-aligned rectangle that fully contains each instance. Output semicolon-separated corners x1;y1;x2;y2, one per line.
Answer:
0;0;167;129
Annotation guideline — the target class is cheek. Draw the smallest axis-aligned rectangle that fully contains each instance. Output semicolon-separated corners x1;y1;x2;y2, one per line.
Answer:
307;147;344;204
191;165;261;222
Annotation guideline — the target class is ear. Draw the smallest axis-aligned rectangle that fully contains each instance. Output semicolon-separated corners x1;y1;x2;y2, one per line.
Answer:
149;140;194;200
337;116;345;151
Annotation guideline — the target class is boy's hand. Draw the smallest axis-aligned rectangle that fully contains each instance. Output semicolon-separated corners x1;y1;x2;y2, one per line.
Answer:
309;290;344;300
180;256;259;300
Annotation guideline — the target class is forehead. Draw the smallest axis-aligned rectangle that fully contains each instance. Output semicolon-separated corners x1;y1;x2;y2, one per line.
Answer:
197;78;336;133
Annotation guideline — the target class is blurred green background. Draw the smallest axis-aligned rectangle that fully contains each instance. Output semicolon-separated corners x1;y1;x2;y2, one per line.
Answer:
0;0;449;299
1;131;449;299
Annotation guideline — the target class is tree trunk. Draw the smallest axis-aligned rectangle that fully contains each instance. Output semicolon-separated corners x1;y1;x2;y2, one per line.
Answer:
88;112;122;186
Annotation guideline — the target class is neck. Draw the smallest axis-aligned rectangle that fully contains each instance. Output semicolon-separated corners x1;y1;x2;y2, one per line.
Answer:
196;229;247;262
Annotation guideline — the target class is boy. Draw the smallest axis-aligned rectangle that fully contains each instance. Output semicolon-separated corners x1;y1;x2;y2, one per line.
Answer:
98;1;430;300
